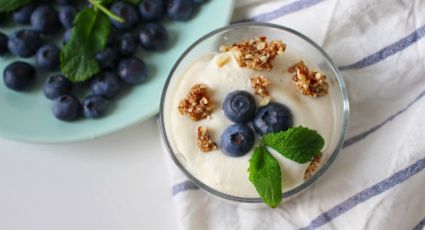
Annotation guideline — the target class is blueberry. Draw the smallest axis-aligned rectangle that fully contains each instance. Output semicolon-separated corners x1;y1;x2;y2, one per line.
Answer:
90;71;120;99
95;48;117;69
138;22;168;51
109;2;139;31
7;29;42;57
138;0;165;22
43;74;72;100
118;58;147;84
31;5;60;35
166;0;194;21
59;5;76;29
52;94;81;121
223;90;256;123
56;0;72;5
0;32;8;55
82;95;109;119
3;61;36;91
118;33;137;57
253;102;293;135
221;124;255;157
63;28;72;44
13;3;36;25
106;30;117;47
36;44;60;71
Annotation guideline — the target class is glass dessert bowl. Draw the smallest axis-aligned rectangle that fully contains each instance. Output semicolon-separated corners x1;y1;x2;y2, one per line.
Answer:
159;22;349;206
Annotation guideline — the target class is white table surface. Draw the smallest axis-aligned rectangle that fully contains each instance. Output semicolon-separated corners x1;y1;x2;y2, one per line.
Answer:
0;117;178;230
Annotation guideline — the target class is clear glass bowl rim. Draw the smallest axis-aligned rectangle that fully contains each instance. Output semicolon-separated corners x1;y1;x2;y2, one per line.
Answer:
159;22;350;203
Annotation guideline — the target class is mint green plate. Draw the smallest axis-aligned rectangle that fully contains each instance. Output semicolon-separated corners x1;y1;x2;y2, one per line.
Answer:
0;1;234;144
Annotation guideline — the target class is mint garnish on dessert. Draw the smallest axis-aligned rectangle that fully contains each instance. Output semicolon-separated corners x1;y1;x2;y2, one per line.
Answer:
263;126;324;163
249;145;282;208
248;126;324;208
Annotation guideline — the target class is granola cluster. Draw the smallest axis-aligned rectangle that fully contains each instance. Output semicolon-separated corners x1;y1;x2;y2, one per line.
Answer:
197;126;218;152
288;61;329;97
178;84;215;121
250;75;271;97
304;153;322;180
223;36;286;71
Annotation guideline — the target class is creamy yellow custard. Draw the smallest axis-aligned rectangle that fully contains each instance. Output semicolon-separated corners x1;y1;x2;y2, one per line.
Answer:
164;50;337;198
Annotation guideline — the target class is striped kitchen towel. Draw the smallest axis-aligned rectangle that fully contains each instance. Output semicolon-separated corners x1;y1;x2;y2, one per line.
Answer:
163;0;425;229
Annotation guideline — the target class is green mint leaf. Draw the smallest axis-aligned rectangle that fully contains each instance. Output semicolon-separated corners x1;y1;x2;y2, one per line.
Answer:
249;145;282;208
0;0;31;12
262;126;324;164
60;8;110;82
122;0;140;5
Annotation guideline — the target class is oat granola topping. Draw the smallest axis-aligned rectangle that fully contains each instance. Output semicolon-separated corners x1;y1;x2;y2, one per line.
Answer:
304;153;322;180
223;36;286;71
288;61;329;97
250;75;271;97
178;84;215;121
197;126;218;152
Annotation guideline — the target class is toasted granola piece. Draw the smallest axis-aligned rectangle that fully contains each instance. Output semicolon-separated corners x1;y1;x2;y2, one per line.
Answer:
251;75;271;97
215;53;231;67
288;61;329;97
178;84;215;121
304;153;322;180
229;36;286;71
197;126;218;152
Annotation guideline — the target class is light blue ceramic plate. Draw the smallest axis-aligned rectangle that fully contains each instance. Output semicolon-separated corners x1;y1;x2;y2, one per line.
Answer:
0;1;234;144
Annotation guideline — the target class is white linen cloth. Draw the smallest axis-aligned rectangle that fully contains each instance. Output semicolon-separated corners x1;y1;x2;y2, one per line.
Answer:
163;0;425;229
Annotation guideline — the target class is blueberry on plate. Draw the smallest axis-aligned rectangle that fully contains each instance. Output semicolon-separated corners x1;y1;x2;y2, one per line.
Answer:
0;32;8;55
96;48;117;69
56;0;72;5
166;0;194;21
31;5;61;35
36;44;60;71
91;71;120;99
118;57;147;84
118;33;138;57
106;30;118;47
138;0;165;22
7;29;42;57
13;3;36;25
139;22;168;51
109;2;139;31
192;0;208;3
59;5;76;29
43;74;73;100
221;124;255;157
63;28;72;44
223;90;256;123
3;61;36;91
52;94;81;121
253;102;293;135
82;95;109;119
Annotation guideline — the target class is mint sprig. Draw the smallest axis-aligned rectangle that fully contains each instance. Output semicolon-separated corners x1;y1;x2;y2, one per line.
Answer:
263;126;324;163
248;126;324;208
0;0;31;13
249;145;282;208
60;7;111;83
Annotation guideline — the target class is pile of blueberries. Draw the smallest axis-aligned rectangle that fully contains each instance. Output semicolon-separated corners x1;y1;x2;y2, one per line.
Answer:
220;91;293;157
0;0;206;121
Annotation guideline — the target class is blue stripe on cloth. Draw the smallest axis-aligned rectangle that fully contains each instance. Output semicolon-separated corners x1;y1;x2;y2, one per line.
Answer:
343;88;425;148
339;24;425;70
413;217;425;230
299;156;425;230
172;180;199;196
236;0;325;23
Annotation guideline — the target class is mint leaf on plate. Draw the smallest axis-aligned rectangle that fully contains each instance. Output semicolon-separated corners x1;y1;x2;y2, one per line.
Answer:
0;0;31;12
262;126;324;163
249;145;282;208
60;8;110;83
